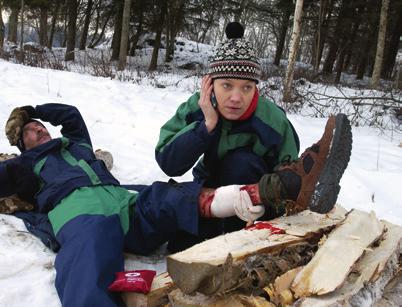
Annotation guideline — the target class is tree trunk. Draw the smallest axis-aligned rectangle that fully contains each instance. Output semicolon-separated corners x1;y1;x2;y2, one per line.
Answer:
283;0;304;102
342;14;362;73
39;7;48;47
19;0;24;63
129;4;144;56
274;4;292;66
65;0;78;61
315;0;334;71
111;0;124;61
8;7;19;43
89;8;113;48
0;1;4;49
371;0;390;88
117;0;131;70
48;1;60;49
334;47;347;84
322;0;349;74
356;1;380;80
62;7;68;48
79;0;93;50
165;0;185;63
381;5;402;79
148;0;167;71
333;3;363;83
199;8;216;44
311;0;328;70
89;1;100;46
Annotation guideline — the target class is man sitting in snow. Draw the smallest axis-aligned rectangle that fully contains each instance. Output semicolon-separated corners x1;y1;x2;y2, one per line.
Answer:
155;22;352;251
0;102;351;307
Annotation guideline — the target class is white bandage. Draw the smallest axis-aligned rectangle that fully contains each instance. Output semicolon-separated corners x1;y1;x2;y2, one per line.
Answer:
210;185;265;222
234;191;265;222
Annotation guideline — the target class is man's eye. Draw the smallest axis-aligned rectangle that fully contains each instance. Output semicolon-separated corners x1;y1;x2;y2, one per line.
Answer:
223;83;231;89
244;85;253;91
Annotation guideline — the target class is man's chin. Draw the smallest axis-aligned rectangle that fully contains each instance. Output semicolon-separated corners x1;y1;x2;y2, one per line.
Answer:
38;136;52;145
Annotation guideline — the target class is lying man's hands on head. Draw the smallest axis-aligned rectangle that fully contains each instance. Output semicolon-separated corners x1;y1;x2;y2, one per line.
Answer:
5;106;36;146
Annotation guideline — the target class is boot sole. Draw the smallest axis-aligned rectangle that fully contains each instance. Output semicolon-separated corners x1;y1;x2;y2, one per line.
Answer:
309;114;353;213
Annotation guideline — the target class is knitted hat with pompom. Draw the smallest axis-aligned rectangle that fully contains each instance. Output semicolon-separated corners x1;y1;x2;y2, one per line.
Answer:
208;22;261;83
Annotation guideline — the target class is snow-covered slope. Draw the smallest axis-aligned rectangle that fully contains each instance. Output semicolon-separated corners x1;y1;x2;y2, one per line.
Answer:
0;60;401;306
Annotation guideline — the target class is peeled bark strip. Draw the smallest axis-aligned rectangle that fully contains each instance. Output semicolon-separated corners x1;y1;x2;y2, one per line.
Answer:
168;207;346;295
122;272;174;307
263;267;303;306
292;210;385;297
296;221;401;306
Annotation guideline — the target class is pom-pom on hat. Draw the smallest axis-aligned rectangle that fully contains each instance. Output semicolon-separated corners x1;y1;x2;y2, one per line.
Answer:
208;22;261;83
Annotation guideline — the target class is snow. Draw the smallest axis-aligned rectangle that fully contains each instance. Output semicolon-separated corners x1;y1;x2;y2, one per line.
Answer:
0;59;401;306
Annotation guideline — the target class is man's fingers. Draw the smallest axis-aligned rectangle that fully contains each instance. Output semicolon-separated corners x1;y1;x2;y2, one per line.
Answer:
248;204;265;214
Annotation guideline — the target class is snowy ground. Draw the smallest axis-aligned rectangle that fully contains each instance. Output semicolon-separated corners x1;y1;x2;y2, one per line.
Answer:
0;59;401;306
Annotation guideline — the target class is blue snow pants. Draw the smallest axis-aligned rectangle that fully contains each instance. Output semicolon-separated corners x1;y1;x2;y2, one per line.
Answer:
53;180;202;307
168;148;273;253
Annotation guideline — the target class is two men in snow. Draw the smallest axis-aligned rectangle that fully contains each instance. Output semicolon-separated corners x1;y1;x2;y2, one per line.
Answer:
0;103;266;306
0;21;352;307
1;102;351;307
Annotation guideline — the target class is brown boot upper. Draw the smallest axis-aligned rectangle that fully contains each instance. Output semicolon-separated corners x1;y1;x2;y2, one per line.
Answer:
276;116;336;214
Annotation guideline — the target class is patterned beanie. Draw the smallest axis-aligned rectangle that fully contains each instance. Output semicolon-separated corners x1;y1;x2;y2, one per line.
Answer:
208;22;261;83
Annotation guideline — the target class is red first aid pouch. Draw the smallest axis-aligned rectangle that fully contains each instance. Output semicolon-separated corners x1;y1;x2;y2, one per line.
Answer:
108;270;156;293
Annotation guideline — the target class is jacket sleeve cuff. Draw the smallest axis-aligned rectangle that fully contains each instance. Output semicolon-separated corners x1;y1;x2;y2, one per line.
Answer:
196;120;217;143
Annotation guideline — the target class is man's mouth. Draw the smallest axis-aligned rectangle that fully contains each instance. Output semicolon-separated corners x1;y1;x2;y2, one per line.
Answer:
226;106;242;112
37;133;49;142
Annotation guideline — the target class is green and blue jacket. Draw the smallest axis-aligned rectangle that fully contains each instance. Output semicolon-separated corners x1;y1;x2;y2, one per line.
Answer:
155;93;300;180
0;103;123;250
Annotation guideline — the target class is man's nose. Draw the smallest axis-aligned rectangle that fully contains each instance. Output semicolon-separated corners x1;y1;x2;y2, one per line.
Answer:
229;89;242;102
35;126;44;133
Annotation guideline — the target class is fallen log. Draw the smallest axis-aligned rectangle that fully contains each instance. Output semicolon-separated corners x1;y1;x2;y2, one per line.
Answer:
373;269;402;307
168;289;274;307
295;221;401;306
122;272;174;307
291;209;385;297
167;206;346;295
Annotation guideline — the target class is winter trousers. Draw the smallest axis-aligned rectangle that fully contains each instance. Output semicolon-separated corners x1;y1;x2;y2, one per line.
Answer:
51;181;202;307
167;147;276;253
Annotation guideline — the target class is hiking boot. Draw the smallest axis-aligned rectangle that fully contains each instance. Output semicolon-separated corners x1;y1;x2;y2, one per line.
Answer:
259;113;352;215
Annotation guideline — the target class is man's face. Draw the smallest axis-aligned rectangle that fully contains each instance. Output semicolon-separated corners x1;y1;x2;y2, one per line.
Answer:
213;78;256;120
22;121;52;150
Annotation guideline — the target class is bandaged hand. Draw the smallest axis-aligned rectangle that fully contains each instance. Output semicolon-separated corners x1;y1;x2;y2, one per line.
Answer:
234;191;265;222
210;185;265;222
5;106;35;145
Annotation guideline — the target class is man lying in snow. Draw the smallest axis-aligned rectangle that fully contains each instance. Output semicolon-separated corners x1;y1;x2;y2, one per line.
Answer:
0;103;351;307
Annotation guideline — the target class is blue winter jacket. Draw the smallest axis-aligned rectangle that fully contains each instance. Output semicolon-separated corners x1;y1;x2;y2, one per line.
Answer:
0;103;120;250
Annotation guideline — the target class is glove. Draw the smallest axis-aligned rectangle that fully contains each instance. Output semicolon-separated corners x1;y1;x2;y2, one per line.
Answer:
6;162;39;204
234;192;265;222
210;185;265;222
5;106;36;146
0;195;34;214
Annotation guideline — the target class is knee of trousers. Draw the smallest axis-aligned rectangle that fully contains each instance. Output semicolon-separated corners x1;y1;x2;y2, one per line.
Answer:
217;148;270;186
124;180;203;255
54;215;125;306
